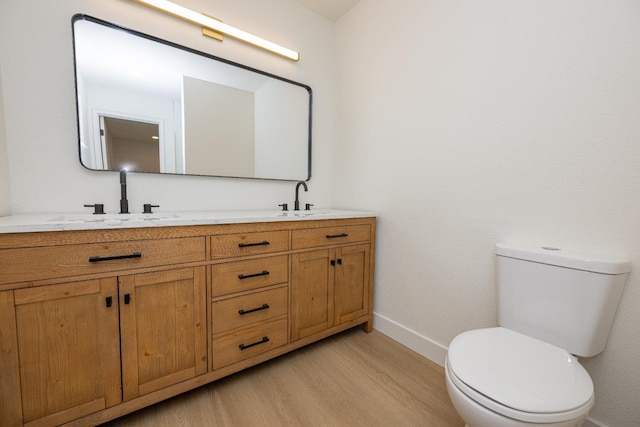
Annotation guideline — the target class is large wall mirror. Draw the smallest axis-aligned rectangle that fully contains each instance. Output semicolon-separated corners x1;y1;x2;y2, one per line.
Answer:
72;15;312;181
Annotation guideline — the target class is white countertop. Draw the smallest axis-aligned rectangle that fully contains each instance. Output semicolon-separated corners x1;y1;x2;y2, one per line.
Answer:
0;209;376;234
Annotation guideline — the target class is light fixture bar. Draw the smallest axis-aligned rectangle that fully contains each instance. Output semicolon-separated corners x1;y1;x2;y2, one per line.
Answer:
133;0;300;61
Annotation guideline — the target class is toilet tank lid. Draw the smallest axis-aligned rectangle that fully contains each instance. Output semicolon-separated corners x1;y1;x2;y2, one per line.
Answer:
495;243;631;274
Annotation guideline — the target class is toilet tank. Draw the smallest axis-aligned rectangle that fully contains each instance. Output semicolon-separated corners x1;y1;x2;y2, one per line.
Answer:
495;243;630;357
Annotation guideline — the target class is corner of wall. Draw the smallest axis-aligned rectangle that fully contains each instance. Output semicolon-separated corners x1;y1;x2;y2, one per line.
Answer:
373;312;448;366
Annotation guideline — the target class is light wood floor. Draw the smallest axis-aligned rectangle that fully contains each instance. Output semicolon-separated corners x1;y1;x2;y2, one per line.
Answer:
102;328;464;426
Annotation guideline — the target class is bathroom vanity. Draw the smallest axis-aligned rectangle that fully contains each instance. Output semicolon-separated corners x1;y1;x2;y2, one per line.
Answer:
0;210;375;426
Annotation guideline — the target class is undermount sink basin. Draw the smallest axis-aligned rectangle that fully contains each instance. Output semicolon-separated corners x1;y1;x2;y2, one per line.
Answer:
49;213;180;223
285;210;328;217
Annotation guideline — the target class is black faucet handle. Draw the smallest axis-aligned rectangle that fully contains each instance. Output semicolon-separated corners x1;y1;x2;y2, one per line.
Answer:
305;203;314;211
279;203;288;212
143;204;159;214
84;204;105;215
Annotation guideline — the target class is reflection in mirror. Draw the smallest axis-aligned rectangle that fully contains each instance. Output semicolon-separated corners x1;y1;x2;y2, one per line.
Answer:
72;15;312;181
101;117;160;172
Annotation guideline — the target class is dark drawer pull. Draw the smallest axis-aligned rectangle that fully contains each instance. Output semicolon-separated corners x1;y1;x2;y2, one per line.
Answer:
239;303;270;315
238;270;270;280
239;336;270;350
89;252;142;263
238;240;270;248
326;233;348;239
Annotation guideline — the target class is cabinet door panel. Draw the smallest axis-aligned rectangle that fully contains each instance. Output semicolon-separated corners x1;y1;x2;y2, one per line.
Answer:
335;244;370;325
0;291;23;426
11;278;120;426
120;267;206;401
291;249;334;341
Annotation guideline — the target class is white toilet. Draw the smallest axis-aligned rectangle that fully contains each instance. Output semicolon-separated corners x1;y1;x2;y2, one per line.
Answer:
445;243;630;427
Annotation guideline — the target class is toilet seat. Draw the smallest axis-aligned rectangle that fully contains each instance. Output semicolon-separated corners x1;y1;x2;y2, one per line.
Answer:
447;327;594;423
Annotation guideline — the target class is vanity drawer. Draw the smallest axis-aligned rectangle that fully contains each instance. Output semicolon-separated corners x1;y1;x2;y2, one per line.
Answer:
0;237;206;285
212;316;288;370
292;224;371;250
211;255;288;297
212;286;287;335
210;231;289;259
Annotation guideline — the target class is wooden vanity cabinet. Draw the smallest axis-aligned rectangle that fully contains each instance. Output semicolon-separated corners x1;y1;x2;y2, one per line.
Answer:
0;216;375;426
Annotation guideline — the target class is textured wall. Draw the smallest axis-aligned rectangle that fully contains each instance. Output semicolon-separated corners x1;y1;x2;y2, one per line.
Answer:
0;0;333;214
334;1;640;426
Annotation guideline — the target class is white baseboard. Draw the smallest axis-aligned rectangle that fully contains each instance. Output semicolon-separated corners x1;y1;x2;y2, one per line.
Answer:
372;312;448;366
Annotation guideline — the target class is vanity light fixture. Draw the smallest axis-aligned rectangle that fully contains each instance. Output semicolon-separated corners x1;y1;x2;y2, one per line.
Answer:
132;0;300;61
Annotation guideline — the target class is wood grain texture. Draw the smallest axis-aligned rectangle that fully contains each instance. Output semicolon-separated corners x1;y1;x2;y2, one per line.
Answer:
212;315;288;370
120;267;207;401
0;237;205;285
290;249;334;341
291;224;371;250
210;230;289;258
210;255;288;297
212;285;288;334
13;278;121;425
100;328;464;427
334;244;369;325
0;291;23;426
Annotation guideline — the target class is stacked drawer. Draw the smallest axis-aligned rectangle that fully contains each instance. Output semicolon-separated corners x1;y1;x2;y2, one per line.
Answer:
210;230;289;370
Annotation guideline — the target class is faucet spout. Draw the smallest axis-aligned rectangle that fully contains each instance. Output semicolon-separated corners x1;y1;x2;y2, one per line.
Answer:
294;181;308;211
119;169;130;214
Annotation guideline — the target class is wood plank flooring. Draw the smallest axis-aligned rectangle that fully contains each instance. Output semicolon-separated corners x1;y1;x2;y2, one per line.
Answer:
101;328;464;426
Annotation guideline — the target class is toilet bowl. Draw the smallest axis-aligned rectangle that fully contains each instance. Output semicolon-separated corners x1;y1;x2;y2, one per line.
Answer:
445;327;593;427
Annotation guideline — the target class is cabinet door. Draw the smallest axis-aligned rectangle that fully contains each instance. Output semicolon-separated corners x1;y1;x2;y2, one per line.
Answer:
334;244;370;325
1;279;121;427
291;249;335;341
119;267;207;401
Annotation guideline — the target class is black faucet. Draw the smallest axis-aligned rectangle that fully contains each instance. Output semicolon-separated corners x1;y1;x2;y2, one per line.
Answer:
294;181;308;211
119;169;130;214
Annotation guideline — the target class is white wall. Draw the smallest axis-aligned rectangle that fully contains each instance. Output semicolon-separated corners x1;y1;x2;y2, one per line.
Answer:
255;80;310;180
0;67;10;216
0;0;330;215
334;1;640;426
183;77;254;177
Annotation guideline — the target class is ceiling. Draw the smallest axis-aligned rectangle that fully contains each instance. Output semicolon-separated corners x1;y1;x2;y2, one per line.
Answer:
293;0;360;22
